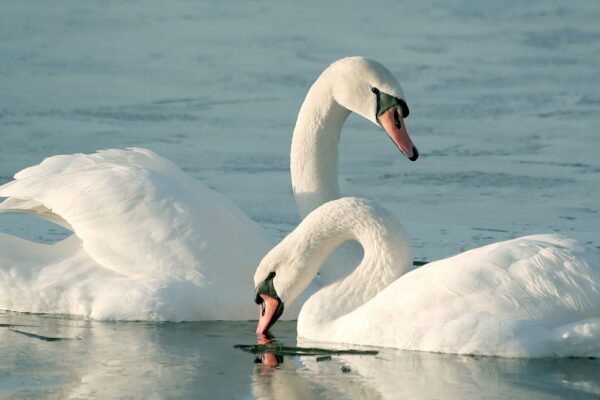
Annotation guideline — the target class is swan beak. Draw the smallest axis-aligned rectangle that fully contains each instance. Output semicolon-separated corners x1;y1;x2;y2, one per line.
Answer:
379;107;419;161
255;334;280;367
256;294;284;335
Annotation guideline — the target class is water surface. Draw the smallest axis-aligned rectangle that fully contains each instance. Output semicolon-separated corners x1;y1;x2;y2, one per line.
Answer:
1;0;599;398
1;311;600;400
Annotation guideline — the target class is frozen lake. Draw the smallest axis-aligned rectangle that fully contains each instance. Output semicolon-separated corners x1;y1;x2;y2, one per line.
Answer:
1;0;600;398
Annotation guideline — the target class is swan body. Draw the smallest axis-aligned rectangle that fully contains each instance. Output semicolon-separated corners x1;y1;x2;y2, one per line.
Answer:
0;148;271;320
0;57;417;320
254;197;600;357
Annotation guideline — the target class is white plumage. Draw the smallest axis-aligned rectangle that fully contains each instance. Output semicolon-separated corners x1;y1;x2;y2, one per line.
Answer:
0;148;270;320
0;57;417;321
256;197;600;357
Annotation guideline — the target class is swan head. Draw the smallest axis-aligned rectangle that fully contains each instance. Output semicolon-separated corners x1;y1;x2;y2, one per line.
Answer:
328;56;418;161
254;271;284;335
254;232;319;334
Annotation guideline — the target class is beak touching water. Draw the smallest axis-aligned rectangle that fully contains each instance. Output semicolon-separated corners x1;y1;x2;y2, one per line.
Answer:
379;106;419;161
255;294;284;335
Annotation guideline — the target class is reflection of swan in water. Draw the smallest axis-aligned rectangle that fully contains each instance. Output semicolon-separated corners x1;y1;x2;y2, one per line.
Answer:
252;335;600;400
1;311;189;399
3;312;599;399
255;197;600;357
251;334;384;400
0;57;417;320
0;312;259;399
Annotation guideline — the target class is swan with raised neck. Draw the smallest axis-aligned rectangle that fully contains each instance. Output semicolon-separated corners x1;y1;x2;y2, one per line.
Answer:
290;57;417;218
254;198;600;357
0;57;415;322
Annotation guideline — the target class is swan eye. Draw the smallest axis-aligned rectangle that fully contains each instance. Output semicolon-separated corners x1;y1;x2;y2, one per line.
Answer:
267;271;276;280
393;108;402;129
371;87;380;94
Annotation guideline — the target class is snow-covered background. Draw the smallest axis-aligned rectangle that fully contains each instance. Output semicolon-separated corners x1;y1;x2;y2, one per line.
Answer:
1;0;599;261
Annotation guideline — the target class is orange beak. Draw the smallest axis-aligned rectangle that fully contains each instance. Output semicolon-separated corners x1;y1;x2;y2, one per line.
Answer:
379;107;418;161
256;294;283;335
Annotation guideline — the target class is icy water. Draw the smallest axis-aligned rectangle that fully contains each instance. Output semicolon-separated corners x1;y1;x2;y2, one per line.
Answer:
2;311;600;400
1;0;600;398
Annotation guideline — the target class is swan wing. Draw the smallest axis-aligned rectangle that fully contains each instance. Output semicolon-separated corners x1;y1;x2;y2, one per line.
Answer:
0;148;270;285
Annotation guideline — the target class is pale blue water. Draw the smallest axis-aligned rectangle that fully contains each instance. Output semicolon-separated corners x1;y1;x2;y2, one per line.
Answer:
1;0;600;398
2;311;600;400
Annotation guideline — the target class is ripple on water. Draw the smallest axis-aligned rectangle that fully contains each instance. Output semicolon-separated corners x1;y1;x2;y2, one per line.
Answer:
352;171;574;189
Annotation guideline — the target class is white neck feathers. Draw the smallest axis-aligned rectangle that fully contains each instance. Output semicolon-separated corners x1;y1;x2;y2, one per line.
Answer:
290;69;350;218
281;198;411;326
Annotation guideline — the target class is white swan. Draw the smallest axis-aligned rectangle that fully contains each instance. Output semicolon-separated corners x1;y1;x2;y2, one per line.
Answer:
289;56;417;285
0;57;417;320
0;148;272;320
254;197;600;357
290;56;417;218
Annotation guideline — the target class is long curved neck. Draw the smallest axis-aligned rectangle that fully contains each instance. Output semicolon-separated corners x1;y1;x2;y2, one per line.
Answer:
284;198;412;327
290;73;351;218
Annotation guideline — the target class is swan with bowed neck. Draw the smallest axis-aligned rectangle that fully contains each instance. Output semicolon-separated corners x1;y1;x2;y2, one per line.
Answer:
254;197;600;357
0;57;417;320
